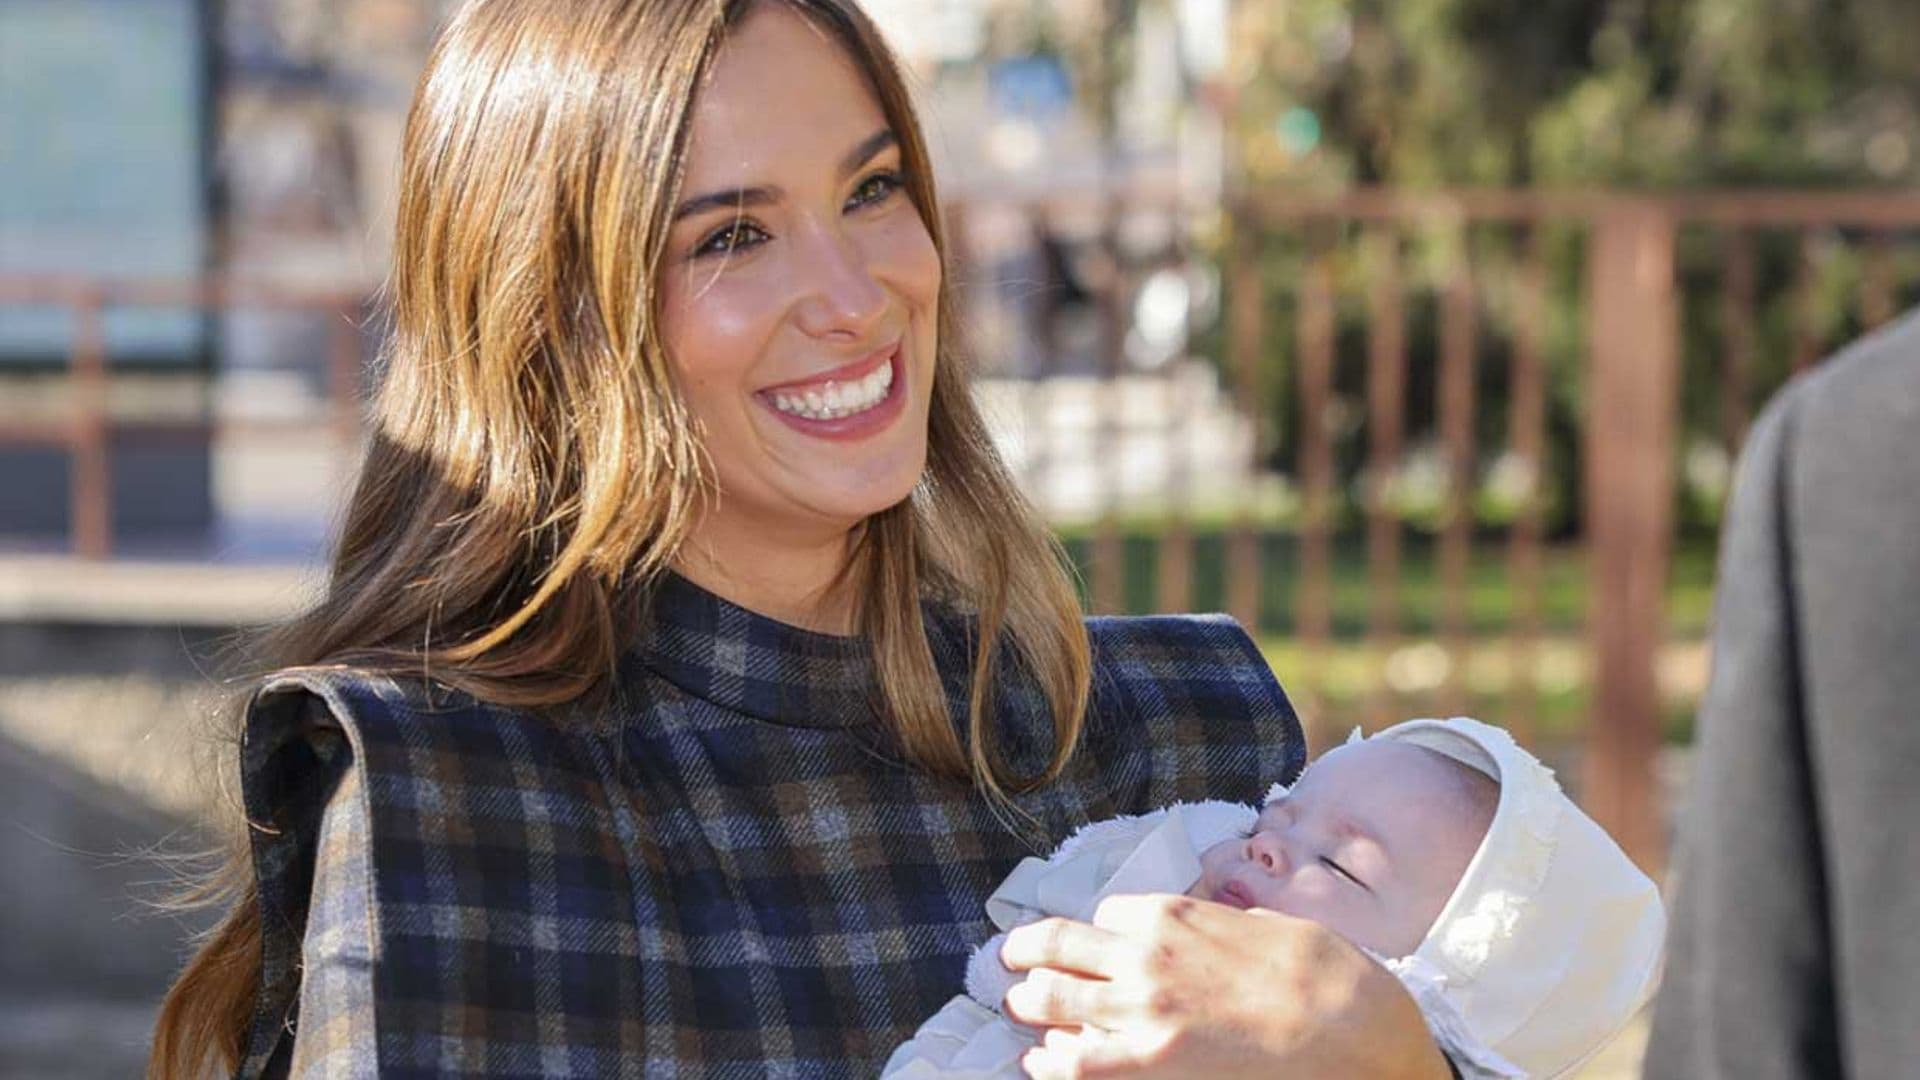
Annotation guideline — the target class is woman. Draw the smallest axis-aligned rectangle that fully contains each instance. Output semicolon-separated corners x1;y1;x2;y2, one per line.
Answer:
151;1;1444;1076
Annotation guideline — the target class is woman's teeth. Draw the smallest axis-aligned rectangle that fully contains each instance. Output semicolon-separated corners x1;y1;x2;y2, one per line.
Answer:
769;359;894;421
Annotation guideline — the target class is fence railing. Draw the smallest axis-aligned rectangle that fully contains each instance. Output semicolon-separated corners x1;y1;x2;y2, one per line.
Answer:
9;189;1920;871
1213;189;1920;869
0;276;367;559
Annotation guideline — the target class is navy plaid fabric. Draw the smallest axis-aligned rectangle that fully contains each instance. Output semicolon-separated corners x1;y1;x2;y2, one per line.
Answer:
239;574;1303;1077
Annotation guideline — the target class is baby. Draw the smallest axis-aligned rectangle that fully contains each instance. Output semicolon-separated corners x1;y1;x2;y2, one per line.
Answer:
884;717;1666;1079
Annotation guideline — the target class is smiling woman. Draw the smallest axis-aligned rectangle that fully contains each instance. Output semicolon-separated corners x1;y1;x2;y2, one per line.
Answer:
660;7;942;628
144;1;1326;1077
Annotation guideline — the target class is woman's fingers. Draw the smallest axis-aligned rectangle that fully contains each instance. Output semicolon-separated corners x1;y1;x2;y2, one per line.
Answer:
1021;1027;1142;1080
1087;892;1215;939
1002;969;1120;1028
1001;916;1130;978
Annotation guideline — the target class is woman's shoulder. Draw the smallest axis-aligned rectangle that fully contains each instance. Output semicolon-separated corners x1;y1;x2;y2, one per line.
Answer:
240;665;615;827
244;664;538;758
1084;611;1271;668
1082;612;1296;719
243;663;614;741
1070;613;1306;810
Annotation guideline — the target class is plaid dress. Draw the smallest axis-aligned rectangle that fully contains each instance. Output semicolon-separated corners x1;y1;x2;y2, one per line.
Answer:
239;574;1303;1078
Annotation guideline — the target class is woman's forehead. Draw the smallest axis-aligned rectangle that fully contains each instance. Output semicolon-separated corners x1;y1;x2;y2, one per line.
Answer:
683;5;888;183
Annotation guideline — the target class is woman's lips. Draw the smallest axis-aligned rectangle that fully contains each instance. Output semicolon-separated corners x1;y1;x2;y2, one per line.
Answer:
756;344;907;442
759;341;896;393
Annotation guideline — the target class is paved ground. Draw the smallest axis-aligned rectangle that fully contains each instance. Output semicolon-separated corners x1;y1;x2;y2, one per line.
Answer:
0;732;213;1077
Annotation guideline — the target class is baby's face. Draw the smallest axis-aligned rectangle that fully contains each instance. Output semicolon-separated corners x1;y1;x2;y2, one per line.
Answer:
1189;741;1494;957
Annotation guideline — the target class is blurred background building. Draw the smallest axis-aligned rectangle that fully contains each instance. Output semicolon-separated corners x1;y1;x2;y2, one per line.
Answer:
5;0;1920;1073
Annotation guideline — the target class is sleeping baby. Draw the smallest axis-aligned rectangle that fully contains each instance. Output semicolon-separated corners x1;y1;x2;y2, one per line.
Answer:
883;717;1666;1079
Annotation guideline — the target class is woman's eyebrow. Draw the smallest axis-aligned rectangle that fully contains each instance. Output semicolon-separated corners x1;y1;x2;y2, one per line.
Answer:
673;185;780;223
839;128;897;176
671;129;899;223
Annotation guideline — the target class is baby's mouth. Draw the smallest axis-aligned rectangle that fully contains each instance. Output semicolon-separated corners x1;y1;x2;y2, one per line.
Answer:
1213;880;1256;910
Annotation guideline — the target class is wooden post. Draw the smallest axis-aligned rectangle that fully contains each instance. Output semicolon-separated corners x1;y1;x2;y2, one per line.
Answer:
70;290;112;559
1296;242;1336;747
1792;228;1822;374
1364;229;1407;728
1437;232;1477;715
1584;200;1679;874
1226;210;1264;632
1720;229;1756;453
1156;369;1195;614
328;313;362;448
1506;227;1549;747
1862;230;1896;330
1092;196;1128;616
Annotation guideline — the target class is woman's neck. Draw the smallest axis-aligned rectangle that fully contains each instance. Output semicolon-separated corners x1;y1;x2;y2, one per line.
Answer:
671;513;863;636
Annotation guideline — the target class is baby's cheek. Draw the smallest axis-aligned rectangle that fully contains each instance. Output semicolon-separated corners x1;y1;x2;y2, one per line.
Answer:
1187;840;1235;898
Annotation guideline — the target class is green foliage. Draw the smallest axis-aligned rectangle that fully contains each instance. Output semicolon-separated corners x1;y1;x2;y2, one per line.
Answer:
1233;0;1920;189
1053;527;1720;638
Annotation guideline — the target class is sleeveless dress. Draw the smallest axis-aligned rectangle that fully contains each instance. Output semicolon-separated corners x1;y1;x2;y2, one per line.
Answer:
238;574;1303;1077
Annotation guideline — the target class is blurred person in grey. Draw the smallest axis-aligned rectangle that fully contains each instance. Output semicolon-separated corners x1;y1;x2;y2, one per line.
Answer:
1643;315;1920;1077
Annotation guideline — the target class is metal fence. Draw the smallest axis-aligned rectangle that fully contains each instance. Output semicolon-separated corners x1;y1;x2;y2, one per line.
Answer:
9;188;1920;870
953;188;1920;870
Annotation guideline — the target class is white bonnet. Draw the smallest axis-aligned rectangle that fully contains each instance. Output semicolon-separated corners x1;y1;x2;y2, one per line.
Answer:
1270;717;1666;1078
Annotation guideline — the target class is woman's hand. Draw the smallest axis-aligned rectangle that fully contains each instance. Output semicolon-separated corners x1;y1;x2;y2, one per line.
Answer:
999;893;1450;1079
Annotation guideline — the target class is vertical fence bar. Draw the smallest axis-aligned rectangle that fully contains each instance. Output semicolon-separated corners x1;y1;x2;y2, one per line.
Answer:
1584;200;1678;874
1792;228;1822;374
1506;226;1549;747
1156;368;1195;614
1227;208;1265;632
1862;229;1896;330
1721;228;1756;452
1296;238;1337;745
1364;228;1406;728
1091;197;1128;615
70;290;112;559
1438;229;1478;714
1024;207;1057;501
1158;209;1197;615
328;309;362;449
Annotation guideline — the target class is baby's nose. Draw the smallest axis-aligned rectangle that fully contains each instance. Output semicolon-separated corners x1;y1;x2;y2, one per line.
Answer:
1246;831;1288;875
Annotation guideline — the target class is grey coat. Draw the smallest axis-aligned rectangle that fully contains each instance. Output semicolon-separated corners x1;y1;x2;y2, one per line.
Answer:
1644;313;1920;1078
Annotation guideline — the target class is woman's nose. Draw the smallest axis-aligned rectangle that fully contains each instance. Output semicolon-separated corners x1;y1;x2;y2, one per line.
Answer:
1246;830;1289;876
793;221;886;339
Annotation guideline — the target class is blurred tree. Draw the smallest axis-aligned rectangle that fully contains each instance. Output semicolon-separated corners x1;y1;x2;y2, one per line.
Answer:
1196;0;1920;540
1231;0;1920;189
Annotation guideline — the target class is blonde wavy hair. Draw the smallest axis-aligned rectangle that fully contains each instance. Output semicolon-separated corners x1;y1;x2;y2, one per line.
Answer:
148;0;1092;1074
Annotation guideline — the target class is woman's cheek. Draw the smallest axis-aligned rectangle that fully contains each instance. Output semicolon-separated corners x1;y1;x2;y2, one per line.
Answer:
667;272;786;380
867;213;941;307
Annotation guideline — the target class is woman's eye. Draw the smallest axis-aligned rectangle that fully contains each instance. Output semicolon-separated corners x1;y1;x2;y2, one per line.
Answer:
847;170;903;210
693;220;768;259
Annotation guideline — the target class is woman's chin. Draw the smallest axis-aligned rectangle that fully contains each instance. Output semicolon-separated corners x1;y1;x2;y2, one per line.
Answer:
783;459;928;528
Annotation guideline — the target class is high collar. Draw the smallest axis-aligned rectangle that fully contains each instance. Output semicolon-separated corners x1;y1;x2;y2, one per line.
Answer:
629;572;880;729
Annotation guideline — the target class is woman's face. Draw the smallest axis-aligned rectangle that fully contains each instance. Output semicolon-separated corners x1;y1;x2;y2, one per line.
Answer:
659;4;941;550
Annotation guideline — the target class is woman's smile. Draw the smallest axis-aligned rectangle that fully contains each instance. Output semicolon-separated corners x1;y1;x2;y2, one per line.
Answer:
758;339;908;438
